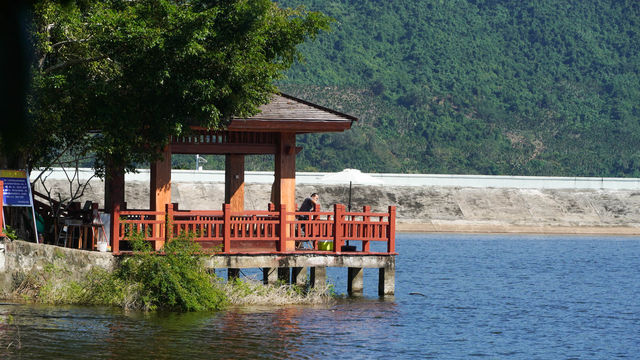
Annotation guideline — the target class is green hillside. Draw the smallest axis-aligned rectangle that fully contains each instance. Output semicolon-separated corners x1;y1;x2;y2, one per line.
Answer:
268;0;640;176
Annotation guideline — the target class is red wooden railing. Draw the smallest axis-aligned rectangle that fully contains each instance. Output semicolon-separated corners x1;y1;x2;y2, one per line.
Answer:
111;203;396;255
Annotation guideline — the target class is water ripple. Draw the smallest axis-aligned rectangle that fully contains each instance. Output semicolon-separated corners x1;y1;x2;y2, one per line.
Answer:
2;234;640;359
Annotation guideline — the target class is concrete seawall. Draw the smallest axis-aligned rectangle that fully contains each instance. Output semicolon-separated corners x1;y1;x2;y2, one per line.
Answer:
32;170;640;235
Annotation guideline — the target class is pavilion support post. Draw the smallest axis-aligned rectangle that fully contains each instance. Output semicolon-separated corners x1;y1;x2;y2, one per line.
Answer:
105;159;124;252
104;160;125;213
378;261;396;296
278;267;291;283
274;132;296;251
292;267;308;286
150;146;171;250
225;154;245;211
348;267;364;296
228;268;240;281
310;266;326;288
263;267;278;285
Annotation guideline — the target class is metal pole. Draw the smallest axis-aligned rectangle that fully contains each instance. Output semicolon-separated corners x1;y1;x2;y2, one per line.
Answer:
348;181;352;212
347;181;352;246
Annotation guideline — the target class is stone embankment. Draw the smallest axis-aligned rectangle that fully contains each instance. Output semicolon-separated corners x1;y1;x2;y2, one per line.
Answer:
0;239;116;297
34;170;640;236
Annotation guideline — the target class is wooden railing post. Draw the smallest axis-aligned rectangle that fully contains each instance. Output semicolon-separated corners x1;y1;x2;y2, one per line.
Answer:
334;204;344;253
278;204;287;252
388;206;396;253
363;205;371;252
110;203;120;254
223;203;231;253
165;203;174;243
268;202;275;212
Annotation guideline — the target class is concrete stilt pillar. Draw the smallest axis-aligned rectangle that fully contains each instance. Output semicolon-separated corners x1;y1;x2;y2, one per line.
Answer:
378;266;395;296
310;266;326;288
228;268;240;281
278;267;290;283
263;267;278;285
292;267;308;286
348;267;364;296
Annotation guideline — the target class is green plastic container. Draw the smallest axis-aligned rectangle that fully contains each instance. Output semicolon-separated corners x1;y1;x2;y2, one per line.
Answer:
318;240;333;251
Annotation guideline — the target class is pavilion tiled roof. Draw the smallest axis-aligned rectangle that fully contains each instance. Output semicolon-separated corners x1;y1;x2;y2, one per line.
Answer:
227;93;357;133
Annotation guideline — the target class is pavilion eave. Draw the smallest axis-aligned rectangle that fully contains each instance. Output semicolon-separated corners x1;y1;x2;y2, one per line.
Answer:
170;143;277;155
226;119;353;133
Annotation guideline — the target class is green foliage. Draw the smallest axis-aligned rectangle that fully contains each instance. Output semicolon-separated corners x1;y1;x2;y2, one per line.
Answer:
117;232;227;311
271;0;640;177
23;0;331;173
3;226;19;240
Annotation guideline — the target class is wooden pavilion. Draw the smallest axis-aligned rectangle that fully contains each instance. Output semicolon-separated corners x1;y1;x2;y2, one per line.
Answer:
104;93;396;258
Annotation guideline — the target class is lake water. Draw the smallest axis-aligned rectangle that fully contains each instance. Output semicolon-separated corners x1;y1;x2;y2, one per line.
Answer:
1;233;639;359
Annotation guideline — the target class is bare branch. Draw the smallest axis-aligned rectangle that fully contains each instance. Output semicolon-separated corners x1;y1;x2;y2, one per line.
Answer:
51;36;92;49
44;55;108;73
31;137;83;186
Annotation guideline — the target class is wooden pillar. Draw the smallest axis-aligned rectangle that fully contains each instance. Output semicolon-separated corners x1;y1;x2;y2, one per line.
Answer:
274;132;296;251
104;159;124;251
150;146;171;250
104;161;124;213
150;146;172;211
225;154;245;211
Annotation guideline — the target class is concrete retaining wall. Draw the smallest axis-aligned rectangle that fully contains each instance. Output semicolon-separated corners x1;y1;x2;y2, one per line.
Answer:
0;239;117;297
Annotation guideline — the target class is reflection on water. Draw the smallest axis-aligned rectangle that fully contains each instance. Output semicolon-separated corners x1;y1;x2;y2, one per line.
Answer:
0;299;399;359
2;234;640;359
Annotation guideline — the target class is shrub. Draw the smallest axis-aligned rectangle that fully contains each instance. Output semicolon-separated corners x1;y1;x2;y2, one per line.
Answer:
117;232;228;311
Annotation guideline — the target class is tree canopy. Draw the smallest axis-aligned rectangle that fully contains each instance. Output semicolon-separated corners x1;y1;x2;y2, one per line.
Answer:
270;0;640;177
7;0;330;173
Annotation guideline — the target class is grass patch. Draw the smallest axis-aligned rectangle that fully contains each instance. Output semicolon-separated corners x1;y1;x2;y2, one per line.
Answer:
223;278;334;306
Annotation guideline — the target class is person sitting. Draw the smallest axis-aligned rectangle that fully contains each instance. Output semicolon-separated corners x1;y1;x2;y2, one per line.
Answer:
296;193;319;248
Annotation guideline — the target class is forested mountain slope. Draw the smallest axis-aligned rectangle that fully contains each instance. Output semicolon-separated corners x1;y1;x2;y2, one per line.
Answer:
270;0;640;176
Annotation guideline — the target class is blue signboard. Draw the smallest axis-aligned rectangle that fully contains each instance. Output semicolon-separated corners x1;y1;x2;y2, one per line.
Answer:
1;169;39;243
1;170;34;207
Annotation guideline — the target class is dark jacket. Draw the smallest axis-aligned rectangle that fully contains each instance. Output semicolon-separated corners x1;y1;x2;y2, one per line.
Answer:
297;197;316;219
